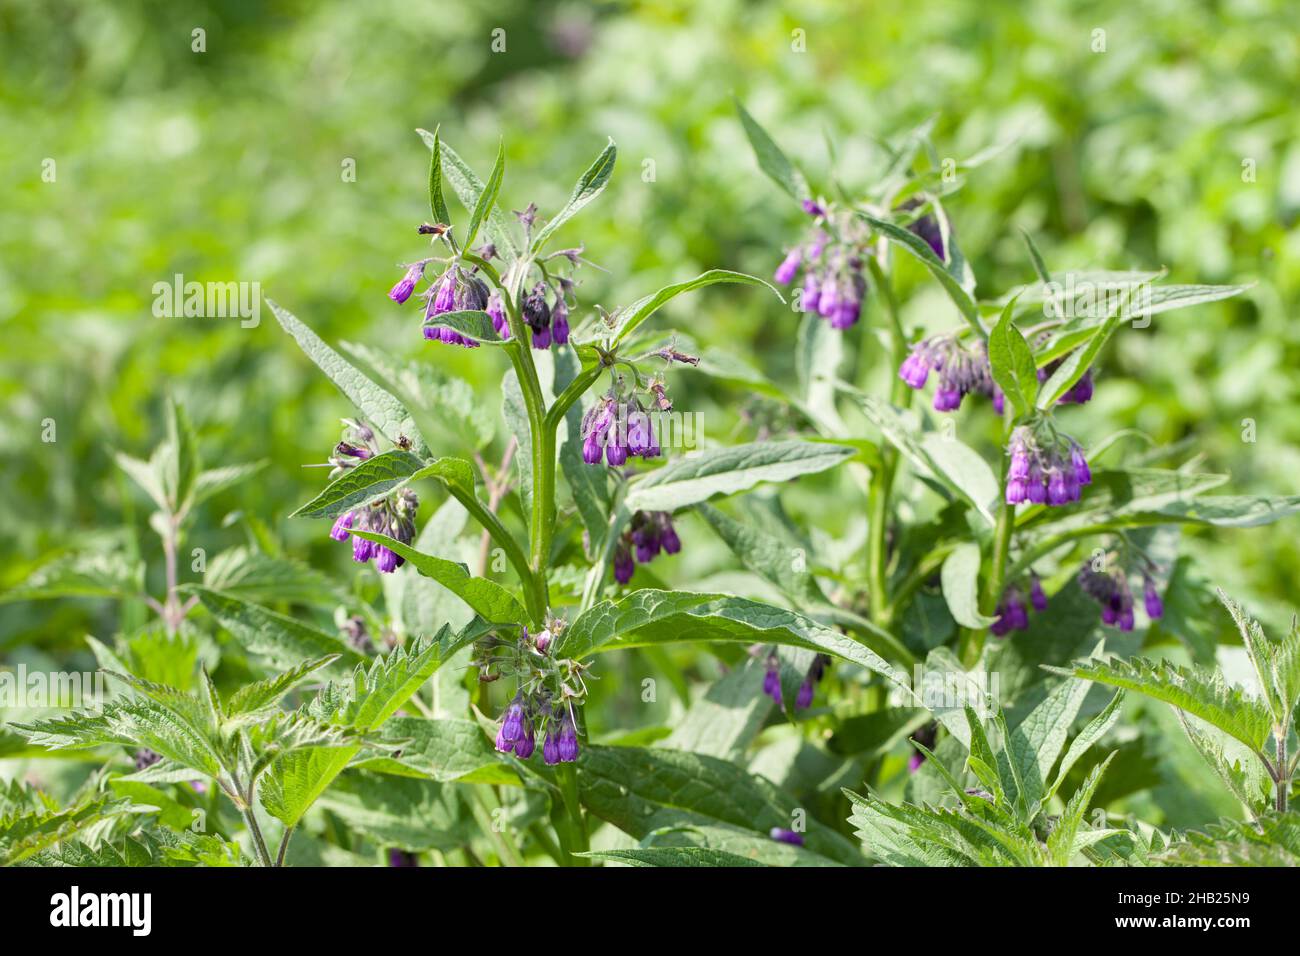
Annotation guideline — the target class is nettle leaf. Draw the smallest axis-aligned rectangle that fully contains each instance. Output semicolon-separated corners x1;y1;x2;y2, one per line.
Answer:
1177;711;1271;813
419;130;522;261
1046;753;1116;865
270;300;431;458
354;716;518;785
625;440;853;513
1047;689;1125;802
463;138;505;250
424;308;505;345
858;213;982;332
1054;656;1275;754
588;270;781;348
1217;588;1300;729
987;300;1038;417
225;655;339;722
1001;670;1093;813
940;542;996;628
556;589;912;694
577;746;859;865
1020;467;1231;537
314;772;471;852
532;138;617;251
290;451;472;519
113;451;168;513
309;622;483;732
349;532;525;624
187;586;364;671
850;392;997;523
734;98;809;200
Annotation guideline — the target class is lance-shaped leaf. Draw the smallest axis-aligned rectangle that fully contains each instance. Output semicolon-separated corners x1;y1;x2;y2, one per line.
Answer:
1217;588;1300;731
193;460;268;504
290;451;473;519
224;655;340;721
186;586;364;670
532;138;617;251
463;138;504;250
588;270;781;348
858;213;982;332
696;503;828;608
259;744;361;828
986;299;1038;418
1046;753;1117;865
555;589;912;694
578;847;768;867
426;125;452;230
625;440;853;513
0;792;143;866
1051;655;1275;755
418;130;521;261
734;98;809;200
347;532;525;624
577;745;859;866
1000;670;1093;812
270;300;430;458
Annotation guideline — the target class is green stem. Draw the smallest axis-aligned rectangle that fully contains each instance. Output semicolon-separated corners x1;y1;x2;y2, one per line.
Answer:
551;762;590;866
444;483;544;623
1277;733;1289;814
275;825;295;867
865;258;909;627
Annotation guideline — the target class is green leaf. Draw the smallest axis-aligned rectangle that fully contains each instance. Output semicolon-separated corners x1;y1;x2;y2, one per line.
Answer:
532;138;617;251
315;772;471;851
427;125;451;228
1047;689;1125;802
290;451;472;519
625;440;853;513
348;532;526;624
986;299;1038;418
578;846;767;867
193;460;268;503
696;503;828;607
1002;672;1092;812
259;744;361;828
940;543;996;628
423;308;505;345
269;299;430;458
556;348;610;554
857;213;981;331
0;792;143;866
577;745;859;865
1047;753;1115;865
2;545;144;603
589;270;782;348
1020;229;1052;284
204;546;345;608
556;589;912;694
310;622;484;732
734;99;809;200
848;392;998;523
225;655;339;721
354;716;518;785
419;131;521;261
1054;655;1275;754
163;397;200;515
463;138;505;250
1217;588;1300;729
186;586;364;670
1158;811;1300;866
662;656;774;761
113;451;168;513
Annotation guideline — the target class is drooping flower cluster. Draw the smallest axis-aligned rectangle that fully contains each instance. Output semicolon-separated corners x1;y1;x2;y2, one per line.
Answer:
1004;425;1091;507
897;197;946;260
1078;558;1165;631
412;262;491;348
990;575;1049;637
519;280;572;350
898;336;1002;412
581;394;663;468
1038;358;1095;405
612;510;681;584
494;693;580;766
773;199;868;330
762;652;831;711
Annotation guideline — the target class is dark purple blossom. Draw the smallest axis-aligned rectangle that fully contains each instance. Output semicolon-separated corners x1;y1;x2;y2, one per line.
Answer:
388;262;426;304
1005;427;1088;508
898;337;998;412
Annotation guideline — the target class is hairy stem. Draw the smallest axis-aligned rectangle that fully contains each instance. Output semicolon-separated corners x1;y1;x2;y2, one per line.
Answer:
241;806;274;867
275;825;295;867
960;487;1015;668
551;762;590;866
1277;733;1289;814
